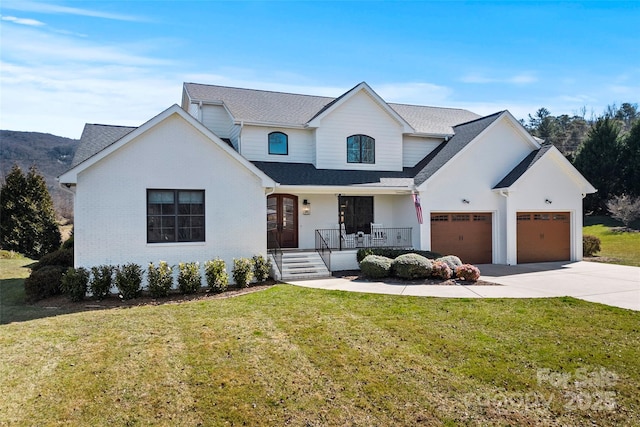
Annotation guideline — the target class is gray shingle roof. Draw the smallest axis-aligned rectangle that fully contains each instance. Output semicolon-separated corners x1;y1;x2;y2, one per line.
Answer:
493;144;553;189
413;111;504;185
71;124;136;167
251;141;445;186
183;82;480;135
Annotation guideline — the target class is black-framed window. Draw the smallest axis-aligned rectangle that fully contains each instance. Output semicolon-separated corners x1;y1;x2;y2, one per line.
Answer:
347;134;375;164
339;196;374;234
268;132;288;155
147;189;205;243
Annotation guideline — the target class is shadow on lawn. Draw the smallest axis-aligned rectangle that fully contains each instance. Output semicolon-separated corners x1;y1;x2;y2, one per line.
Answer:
0;276;275;325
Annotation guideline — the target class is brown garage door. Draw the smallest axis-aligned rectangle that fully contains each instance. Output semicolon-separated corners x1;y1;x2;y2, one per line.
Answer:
430;213;492;264
517;212;570;263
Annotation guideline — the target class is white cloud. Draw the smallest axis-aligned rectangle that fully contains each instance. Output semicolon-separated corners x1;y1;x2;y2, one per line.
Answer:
1;0;143;22
460;72;538;85
0;15;45;26
0;23;179;137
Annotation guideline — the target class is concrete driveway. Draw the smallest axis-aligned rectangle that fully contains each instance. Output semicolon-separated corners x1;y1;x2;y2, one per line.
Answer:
289;261;640;311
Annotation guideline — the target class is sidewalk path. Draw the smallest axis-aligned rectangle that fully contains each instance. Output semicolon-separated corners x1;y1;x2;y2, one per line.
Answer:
288;261;640;311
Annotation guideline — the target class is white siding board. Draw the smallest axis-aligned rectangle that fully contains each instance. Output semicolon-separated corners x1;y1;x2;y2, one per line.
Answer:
201;105;234;139
402;136;442;167
315;91;404;171
241;125;314;163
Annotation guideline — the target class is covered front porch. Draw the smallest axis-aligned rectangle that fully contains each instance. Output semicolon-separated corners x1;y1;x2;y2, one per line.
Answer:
267;186;421;276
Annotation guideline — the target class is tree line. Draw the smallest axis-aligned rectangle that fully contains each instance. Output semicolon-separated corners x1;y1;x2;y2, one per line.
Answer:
523;103;640;215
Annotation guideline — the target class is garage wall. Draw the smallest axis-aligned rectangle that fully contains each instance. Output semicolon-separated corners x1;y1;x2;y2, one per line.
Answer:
504;153;586;262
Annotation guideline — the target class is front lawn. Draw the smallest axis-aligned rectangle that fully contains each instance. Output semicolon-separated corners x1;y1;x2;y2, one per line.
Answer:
2;281;638;425
584;221;640;267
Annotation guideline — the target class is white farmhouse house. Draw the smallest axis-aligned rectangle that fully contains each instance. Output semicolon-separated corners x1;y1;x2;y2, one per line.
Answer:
59;82;596;280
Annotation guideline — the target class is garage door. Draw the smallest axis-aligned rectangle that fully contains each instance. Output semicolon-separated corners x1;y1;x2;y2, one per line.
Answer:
517;212;570;263
430;213;492;264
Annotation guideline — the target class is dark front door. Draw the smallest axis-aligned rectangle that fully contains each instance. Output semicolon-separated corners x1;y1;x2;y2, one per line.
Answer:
267;194;298;248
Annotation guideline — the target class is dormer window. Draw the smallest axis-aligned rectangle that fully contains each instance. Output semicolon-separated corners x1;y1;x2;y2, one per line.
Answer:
268;132;288;155
347;134;375;164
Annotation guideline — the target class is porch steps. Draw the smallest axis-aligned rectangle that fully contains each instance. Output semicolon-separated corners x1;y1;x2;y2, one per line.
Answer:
280;251;331;281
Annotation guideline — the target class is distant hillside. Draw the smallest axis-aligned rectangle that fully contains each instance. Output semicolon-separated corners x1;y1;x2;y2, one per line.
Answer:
1;130;80;219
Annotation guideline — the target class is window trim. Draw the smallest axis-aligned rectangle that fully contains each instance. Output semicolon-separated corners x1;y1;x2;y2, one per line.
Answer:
147;189;205;243
268;131;289;155
347;134;375;164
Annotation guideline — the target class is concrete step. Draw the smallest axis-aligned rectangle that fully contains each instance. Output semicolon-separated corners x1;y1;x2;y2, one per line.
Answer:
279;251;331;280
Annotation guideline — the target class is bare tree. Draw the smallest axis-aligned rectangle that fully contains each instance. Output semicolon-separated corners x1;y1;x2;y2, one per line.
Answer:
607;194;640;228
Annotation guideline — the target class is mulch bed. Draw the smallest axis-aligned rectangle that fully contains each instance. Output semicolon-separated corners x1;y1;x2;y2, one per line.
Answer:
332;270;501;286
33;281;277;312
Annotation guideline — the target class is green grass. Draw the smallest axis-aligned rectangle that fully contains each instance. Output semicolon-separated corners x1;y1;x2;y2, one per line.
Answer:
1;272;639;425
583;219;640;266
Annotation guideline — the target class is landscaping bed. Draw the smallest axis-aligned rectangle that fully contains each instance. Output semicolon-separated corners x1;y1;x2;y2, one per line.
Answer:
31;281;276;313
332;270;501;286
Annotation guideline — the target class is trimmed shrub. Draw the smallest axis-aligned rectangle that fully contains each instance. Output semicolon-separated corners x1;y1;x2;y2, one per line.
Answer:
30;248;73;271
233;258;254;288
431;260;453;280
360;255;393;279
436;255;463;271
392;254;433;279
357;248;441;263
252;255;272;282
455;264;481;282
205;258;228;293
90;265;114;299
61;267;90;302
148;261;173;298
583;234;601;257
24;265;66;302
115;263;143;300
178;262;201;294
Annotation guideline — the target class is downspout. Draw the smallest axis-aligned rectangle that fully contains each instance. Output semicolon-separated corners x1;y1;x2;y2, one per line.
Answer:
237;120;244;152
499;189;511;265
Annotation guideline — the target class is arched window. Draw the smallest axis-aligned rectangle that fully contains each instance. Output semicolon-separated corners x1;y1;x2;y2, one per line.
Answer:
347;134;375;164
268;132;288;155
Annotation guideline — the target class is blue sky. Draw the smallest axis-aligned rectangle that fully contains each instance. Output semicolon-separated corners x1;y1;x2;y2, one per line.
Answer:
1;0;638;138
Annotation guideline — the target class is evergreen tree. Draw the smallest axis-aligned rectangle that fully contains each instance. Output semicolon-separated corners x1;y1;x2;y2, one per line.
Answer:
621;120;640;197
0;165;61;258
573;118;623;214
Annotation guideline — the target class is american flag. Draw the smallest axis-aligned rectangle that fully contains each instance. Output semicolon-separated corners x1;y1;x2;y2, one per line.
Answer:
413;193;423;224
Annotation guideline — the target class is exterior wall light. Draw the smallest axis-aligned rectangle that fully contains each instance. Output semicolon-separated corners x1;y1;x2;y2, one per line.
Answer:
545;199;552;204
462;199;470;204
302;199;311;215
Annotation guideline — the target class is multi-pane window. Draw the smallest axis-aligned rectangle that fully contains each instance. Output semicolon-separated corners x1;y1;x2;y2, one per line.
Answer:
347;134;375;164
147;189;205;243
268;132;288;155
339;196;374;234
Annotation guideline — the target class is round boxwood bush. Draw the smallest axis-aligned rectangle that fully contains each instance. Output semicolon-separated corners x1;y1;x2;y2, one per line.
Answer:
435;255;463;271
30;248;73;271
392;253;433;279
455;264;481;281
360;255;393;279
24;265;66;302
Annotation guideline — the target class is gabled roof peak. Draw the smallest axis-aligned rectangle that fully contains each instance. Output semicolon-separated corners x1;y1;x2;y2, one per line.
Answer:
183;81;480;135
